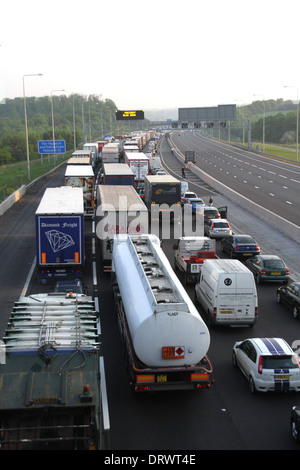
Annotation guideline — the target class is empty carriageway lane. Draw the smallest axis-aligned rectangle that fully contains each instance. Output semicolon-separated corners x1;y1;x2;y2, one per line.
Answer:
173;131;300;227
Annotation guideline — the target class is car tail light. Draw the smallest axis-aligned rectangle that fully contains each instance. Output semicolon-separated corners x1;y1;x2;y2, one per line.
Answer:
293;355;300;368
286;268;290;275
213;307;217;318
255;307;258;318
256;246;260;251
234;246;241;251
261;269;266;276
258;356;263;374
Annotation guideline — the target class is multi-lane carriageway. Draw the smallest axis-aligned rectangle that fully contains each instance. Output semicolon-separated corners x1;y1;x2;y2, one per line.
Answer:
169;131;300;227
0;133;300;451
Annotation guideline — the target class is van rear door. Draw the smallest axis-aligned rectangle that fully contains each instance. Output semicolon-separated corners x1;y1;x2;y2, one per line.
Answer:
217;273;256;325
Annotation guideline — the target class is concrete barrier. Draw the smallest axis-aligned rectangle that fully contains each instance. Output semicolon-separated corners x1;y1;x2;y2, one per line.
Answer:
0;185;27;216
187;162;300;244
0;159;68;217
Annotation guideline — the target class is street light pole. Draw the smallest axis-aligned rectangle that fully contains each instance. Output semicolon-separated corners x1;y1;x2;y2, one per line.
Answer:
284;86;299;162
51;89;65;167
23;73;43;181
253;94;265;152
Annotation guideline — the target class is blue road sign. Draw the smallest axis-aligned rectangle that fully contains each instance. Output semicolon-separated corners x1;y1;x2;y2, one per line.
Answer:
38;140;66;154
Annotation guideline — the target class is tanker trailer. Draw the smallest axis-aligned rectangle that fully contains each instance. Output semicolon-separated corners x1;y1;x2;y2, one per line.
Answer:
111;234;213;391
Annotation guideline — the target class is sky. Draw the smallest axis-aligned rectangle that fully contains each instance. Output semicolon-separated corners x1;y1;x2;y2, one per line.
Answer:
1;0;299;113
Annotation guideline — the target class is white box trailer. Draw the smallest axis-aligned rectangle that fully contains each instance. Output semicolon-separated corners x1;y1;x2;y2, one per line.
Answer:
195;259;258;326
101;142;119;164
96;185;148;272
65;164;95;217
124;152;149;181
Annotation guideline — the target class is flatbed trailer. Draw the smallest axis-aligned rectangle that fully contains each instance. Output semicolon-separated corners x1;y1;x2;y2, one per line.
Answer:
0;293;107;450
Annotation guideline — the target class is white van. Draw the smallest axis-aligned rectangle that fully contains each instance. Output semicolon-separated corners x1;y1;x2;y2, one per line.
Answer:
195;259;258;326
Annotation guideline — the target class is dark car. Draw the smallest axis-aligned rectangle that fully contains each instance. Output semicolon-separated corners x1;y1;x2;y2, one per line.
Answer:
291;405;300;442
202;206;221;224
277;281;300;319
245;255;290;284
221;234;260;258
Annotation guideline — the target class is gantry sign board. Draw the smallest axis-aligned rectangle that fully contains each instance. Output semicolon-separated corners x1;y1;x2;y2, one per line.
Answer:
178;105;236;122
38;140;66;154
115;110;144;120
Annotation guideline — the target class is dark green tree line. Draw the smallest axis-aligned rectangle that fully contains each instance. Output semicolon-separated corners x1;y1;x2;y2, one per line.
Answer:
0;94;117;165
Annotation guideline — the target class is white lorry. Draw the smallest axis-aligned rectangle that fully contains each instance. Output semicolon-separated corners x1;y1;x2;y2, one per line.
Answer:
96;185;148;272
124;151;149;181
195;259;258;327
111;234;212;391
101;142;120;164
174;236;217;284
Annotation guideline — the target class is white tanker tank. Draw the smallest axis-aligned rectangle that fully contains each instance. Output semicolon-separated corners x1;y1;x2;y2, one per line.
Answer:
112;234;210;368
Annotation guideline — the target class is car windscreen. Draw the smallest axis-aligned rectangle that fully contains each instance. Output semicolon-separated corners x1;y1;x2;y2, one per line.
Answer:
263;355;298;369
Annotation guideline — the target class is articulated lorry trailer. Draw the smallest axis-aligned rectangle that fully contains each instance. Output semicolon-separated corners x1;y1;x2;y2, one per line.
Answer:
35;187;85;282
111;234;212;391
96;185;148;272
0;292;107;450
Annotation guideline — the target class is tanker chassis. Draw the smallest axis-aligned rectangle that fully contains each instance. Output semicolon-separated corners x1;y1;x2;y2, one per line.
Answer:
111;234;213;392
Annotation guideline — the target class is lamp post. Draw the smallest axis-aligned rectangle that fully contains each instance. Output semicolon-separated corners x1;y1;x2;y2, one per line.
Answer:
284;86;299;162
253;94;265;152
51;89;65;166
23;73;43;181
235;99;245;144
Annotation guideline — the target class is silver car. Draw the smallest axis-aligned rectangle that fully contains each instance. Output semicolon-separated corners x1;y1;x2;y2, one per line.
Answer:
204;218;232;238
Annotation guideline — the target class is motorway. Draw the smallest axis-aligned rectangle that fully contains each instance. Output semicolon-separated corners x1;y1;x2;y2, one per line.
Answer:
0;133;300;451
171;131;300;226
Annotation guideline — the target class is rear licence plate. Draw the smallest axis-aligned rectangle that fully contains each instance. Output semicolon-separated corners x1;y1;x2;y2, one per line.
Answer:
274;375;290;380
243;253;252;256
157;375;167;382
220;310;233;314
271;272;281;275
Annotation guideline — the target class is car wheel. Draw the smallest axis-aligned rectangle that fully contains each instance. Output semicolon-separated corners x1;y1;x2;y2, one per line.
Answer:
291;418;300;443
230;249;235;259
277;292;281;303
249;376;256;394
232;351;237;367
293;306;300;319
